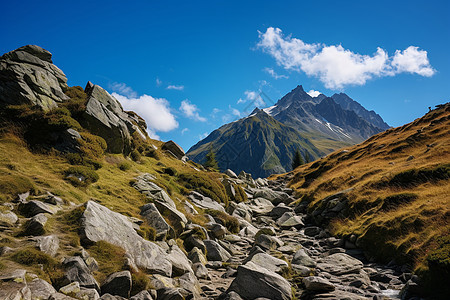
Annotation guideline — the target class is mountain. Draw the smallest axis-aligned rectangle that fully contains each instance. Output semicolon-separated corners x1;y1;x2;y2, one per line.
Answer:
187;107;323;178
188;85;389;177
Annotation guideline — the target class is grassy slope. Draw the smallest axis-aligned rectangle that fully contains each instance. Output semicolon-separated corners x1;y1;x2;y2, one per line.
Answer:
274;104;449;286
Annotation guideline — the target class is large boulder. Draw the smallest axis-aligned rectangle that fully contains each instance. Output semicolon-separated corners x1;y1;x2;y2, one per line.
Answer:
101;271;132;298
140;203;173;240
62;256;99;290
317;253;363;275
250;253;289;273
79;201;173;276
204;240;231;262
0;45;69;111
162;140;187;160
188;191;225;212
228;262;292;300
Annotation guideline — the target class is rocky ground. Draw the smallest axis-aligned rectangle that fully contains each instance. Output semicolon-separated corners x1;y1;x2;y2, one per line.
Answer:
0;168;420;300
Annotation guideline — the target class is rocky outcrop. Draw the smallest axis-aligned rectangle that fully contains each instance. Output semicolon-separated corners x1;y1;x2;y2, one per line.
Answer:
0;45;69;111
81;82;146;154
162;141;187;161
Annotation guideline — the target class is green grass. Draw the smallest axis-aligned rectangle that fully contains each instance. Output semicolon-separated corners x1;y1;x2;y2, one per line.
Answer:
87;241;127;283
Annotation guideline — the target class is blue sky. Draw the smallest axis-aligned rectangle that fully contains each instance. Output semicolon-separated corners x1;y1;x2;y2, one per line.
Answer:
2;0;449;151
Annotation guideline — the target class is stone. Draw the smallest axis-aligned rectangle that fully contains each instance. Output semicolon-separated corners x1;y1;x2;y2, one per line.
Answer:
276;212;295;226
133;174;176;209
248;197;274;215
224;169;238;178
269;204;293;219
188;191;225;212
156;287;185;300
153;200;187;234
167;243;193;276
0;210;18;226
228;262;292;300
0;281;31;300
59;282;81;296
33;235;60;257
280;216;304;229
291;264;312;276
204;240;231;261
0;45;69;111
184;234;206;253
250;253;289;273
19;200;58;217
99;294;127;300
28;278;58;299
254;188;290;205
221;291;243;300
161;140;186;160
24;213;48;236
304;226;321;237
76;287;100;300
140;203;173;240
193;262;209;279
80;201;172;276
231;203;252;223
177;271;202;299
210;223;227;239
101;271;132;298
130;290;153;300
303;276;335;291
317;253;364;275
255;234;283;250
62;256;99;290
292;249;316;268
0;269;27;282
49;292;78;299
183;200;198;215
188;247;207;265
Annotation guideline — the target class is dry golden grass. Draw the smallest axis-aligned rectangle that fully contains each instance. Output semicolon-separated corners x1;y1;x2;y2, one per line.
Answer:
274;104;450;275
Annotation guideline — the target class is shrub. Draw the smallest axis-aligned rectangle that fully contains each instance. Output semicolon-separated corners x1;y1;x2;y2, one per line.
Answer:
78;132;107;160
178;173;230;206
131;271;150;296
119;161;132;171
130;149;142;162
63;86;88;117
206;209;240;233
163;167;177;176
233;184;248;203
65;166;99;186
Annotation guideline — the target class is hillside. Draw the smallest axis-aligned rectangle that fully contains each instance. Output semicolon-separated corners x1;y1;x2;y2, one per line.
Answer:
279;102;450;297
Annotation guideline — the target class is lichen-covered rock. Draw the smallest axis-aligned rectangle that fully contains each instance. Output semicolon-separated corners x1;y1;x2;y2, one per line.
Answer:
0;45;69;111
80;201;173;276
140;203;173;240
28;278;58;299
250;253;289;273
228;262;292;300
204;240;231;262
33;235;60;257
317;253;364;275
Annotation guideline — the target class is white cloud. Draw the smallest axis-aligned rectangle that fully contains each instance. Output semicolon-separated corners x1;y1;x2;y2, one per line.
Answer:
391;46;435;77
112;92;178;139
230;106;241;117
264;67;288;79
238;90;266;107
212;108;221;114
257;27;435;89
307;90;321;97
181;128;189;134
179;99;207;122
156;78;162;87
198;132;208;140
167;84;184;90
110;82;138;98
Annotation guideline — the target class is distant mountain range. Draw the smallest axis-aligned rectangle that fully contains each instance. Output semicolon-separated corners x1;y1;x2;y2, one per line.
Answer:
187;85;390;178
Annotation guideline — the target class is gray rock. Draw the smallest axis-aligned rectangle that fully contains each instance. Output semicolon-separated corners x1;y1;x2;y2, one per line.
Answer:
304;226;321;237
99;294;127;300
221;291;243;300
231;203;252;223
59;282;80;296
280;216;304;229
255;234;283;250
269;204;293;219
188;191;225;212
254;189;290;205
204;240;231;261
250;253;289;273
276;212;295;226
193;262;209;279
140;203;173;240
188;247;207;265
292;249;316;268
130;290;153;300
101;271;131;298
19;200;58;217
80;201;173;276
291;264;312;276
156;287;185;300
184;235;206;253
228;261;292;300
303;276;335;292
161;140;186;160
317;253;363;275
166;243;193;276
183;200;198;215
76;287;100;300
133;174;176;209
49;292;78;299
0;280;31;300
153;200;187;234
28;278;58;299
0;45;69;111
224;169;238;178
210;223;227;239
33;235;59;257
0;210;18;226
24;213;48;236
62;256;99;290
248;197;274;215
0;269;27;283
177;272;201;299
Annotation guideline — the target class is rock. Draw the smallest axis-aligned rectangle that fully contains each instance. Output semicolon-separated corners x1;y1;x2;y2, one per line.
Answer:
99;294;127;300
177;271;201;299
0;210;18;226
153;201;187;234
188;191;225;212
224;169;238;178
193;262;209;279
62;256;99;290
133;174;176;209
76;287;100;300
220;291;243;300
101;271;132;298
248;198;274;215
79;250;99;272
291;264;312;276
167;243;193;276
0;45;69;111
250;253;289;273
44;192;65;205
231;203;252;223
317;253;363;275
140;203;173;240
276;212;295;226
0;269;27;283
19;200;58;217
280;216;304;229
254;189;290;205
49;292;78;299
228;262;292;300
183;200;198;215
204;240;231;261
269;204;293;219
184;235;206;253
304;226;321;237
80;201;173;276
255;234;283;250
188;247;207;265
210;223;227;239
292;249;316;268
59;282;81;296
303;276;335;291
24;213;48;236
33;235;59;257
28;278;58;299
130;290;153;300
161;140;186;160
156;287;185;300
